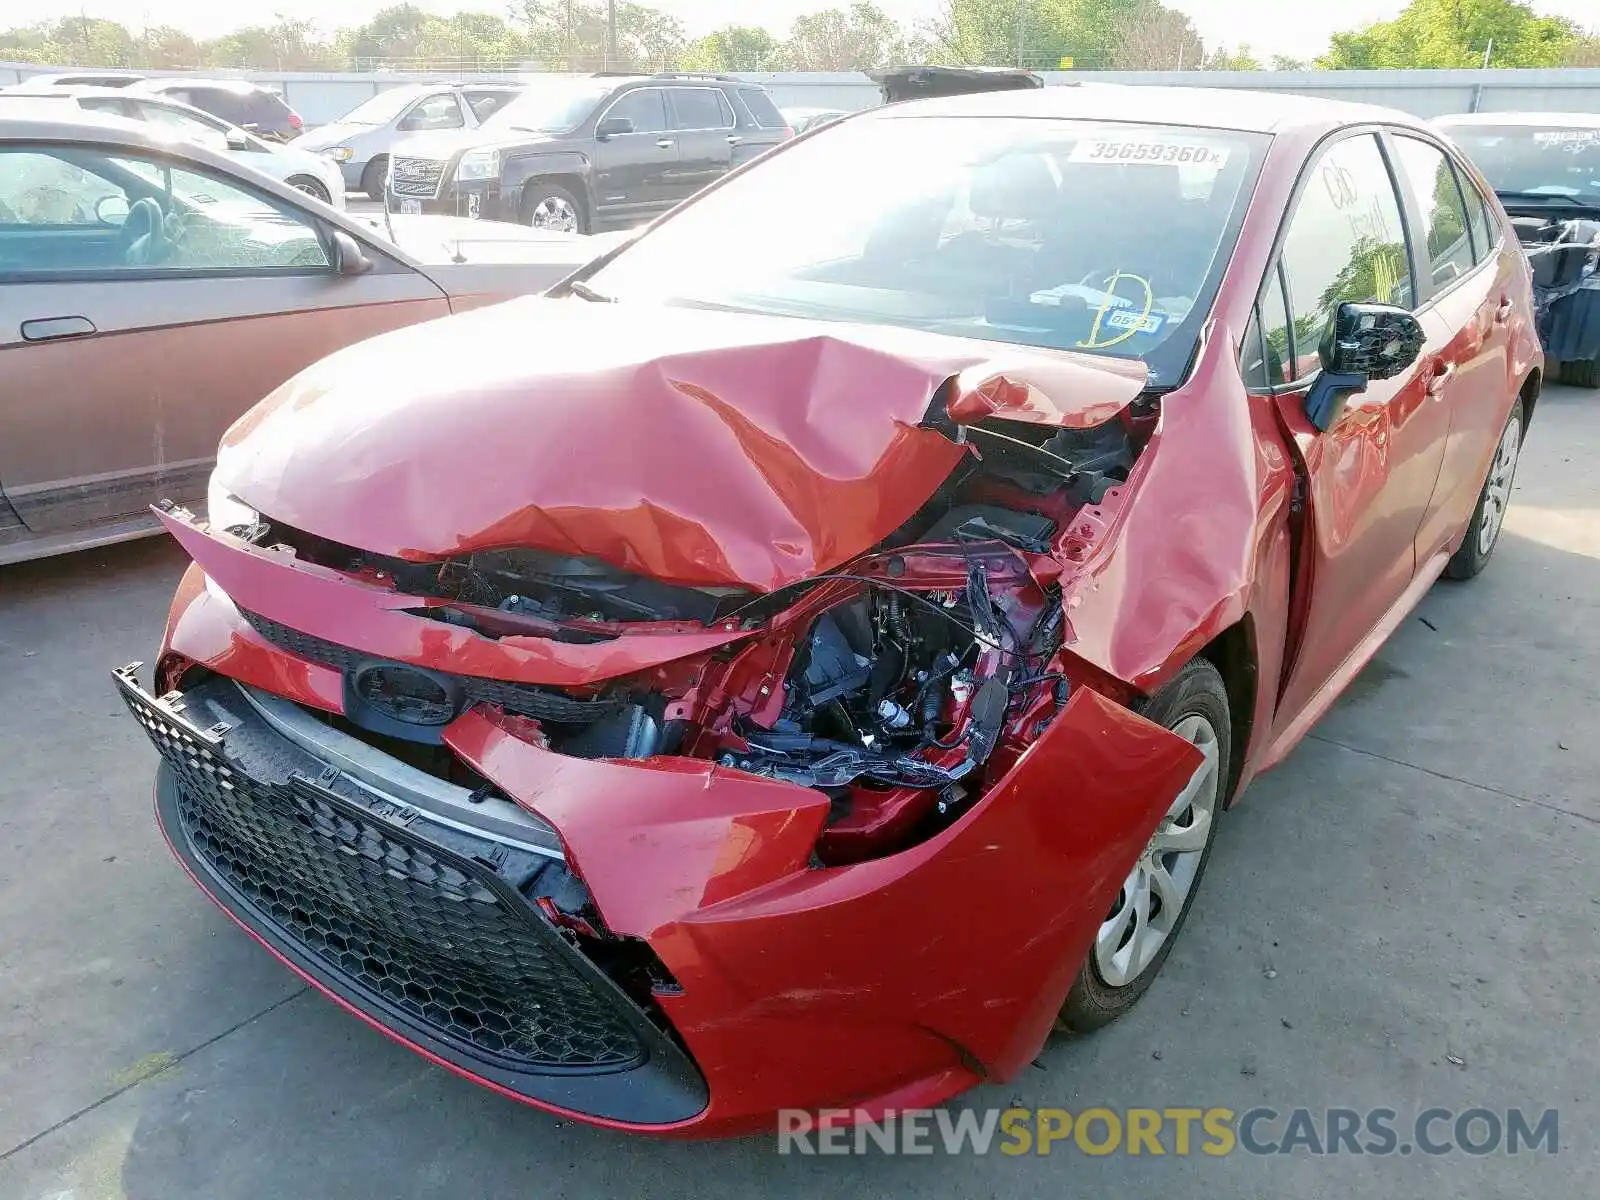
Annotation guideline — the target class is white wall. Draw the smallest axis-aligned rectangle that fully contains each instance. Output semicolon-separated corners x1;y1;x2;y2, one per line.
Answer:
5;62;1600;128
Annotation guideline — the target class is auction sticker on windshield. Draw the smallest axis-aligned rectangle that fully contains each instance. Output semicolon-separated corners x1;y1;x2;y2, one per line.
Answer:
1069;138;1229;166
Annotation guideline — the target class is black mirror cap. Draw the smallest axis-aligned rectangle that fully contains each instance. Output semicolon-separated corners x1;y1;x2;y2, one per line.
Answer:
331;230;373;277
596;115;634;138
1321;301;1425;382
1304;302;1425;432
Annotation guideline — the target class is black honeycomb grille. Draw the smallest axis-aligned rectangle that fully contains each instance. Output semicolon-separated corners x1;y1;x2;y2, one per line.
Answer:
124;691;645;1071
238;609;619;725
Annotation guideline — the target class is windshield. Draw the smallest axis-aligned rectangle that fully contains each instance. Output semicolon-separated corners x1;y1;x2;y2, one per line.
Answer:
483;80;614;133
1443;124;1600;200
336;88;425;126
586;116;1267;385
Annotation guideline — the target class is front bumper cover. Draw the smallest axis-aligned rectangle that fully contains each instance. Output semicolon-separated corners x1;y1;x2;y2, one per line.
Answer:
131;516;1206;1136
116;665;708;1127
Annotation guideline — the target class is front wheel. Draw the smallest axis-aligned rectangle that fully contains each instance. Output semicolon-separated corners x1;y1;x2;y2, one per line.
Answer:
286;176;329;204
1057;658;1230;1033
520;181;586;234
359;156;389;199
1444;398;1523;581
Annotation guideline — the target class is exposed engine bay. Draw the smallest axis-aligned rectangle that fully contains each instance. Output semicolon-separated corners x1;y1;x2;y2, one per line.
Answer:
201;408;1144;867
1511;214;1600;365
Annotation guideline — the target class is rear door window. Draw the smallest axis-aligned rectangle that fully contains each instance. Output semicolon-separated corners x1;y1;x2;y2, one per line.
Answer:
1276;133;1415;379
464;90;514;121
1454;162;1499;262
737;88;787;130
400;93;465;132
1389;134;1477;287
189;88;249;125
668;87;731;131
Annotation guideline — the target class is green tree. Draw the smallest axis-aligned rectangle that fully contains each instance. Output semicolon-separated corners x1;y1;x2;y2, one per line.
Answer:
0;21;69;64
414;12;529;67
682;25;781;70
139;25;205;69
1270;54;1312;70
202;18;339;70
1;17;137;66
777;3;919;70
930;0;1197;72
1203;43;1261;70
341;4;436;66
1321;0;1578;69
1107;1;1204;69
513;0;684;70
1562;30;1600;65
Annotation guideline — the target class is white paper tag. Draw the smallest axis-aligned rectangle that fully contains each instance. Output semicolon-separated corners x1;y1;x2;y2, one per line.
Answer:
1069;138;1230;167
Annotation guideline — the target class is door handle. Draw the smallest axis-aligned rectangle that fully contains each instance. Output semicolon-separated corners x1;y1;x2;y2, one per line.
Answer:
1493;297;1514;324
21;315;97;341
1425;361;1455;397
727;135;742;145
655;138;674;149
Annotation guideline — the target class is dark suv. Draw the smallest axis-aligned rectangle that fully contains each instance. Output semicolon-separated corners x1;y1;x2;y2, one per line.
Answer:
385;73;791;232
131;78;304;141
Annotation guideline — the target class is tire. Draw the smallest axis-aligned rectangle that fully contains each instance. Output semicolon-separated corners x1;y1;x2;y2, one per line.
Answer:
1561;357;1600;389
1444;397;1524;581
1056;658;1230;1033
360;156;389;199
520;181;586;234
286;176;329;204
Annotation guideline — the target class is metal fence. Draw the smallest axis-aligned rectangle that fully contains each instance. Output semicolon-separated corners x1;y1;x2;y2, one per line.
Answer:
5;62;1600;127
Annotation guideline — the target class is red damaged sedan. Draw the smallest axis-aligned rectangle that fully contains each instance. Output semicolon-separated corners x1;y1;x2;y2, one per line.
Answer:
116;85;1539;1136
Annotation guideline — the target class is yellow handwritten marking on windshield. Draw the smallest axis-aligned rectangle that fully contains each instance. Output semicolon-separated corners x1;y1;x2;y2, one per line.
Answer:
1079;271;1154;350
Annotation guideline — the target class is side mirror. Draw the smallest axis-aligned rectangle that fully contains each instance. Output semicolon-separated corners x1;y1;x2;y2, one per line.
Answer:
330;229;374;277
596;115;634;139
1305;302;1425;432
225;131;250;152
95;194;130;226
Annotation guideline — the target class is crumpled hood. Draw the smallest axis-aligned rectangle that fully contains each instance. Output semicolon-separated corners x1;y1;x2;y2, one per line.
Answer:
216;299;1145;592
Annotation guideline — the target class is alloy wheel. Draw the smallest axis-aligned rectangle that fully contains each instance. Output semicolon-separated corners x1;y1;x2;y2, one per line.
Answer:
1093;713;1221;988
1477;411;1521;558
528;196;579;233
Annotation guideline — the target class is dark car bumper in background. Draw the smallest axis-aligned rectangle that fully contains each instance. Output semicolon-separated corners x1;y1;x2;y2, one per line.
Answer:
387;172;512;222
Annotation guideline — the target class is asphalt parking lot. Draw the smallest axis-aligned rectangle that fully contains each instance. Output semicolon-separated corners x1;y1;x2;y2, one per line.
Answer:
2;382;1597;1198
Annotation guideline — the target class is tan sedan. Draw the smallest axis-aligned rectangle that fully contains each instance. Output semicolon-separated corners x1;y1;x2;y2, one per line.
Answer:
0;101;616;564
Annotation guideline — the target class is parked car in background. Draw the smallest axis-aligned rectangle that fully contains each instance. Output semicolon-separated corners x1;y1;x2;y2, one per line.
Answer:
123;85;1538;1137
781;106;847;134
8;70;146;89
0;105;614;565
9;87;346;206
385;73;791;231
874;65;1043;103
130;77;304;142
295;82;525;197
1436;112;1600;387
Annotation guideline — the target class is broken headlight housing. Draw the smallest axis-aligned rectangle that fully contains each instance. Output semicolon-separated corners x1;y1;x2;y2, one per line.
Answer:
205;475;259;538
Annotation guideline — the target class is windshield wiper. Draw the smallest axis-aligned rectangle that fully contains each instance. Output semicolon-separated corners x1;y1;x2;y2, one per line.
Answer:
567;280;615;303
1497;190;1599;207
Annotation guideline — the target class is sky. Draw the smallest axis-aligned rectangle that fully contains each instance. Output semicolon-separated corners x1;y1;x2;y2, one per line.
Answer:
6;0;1597;62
